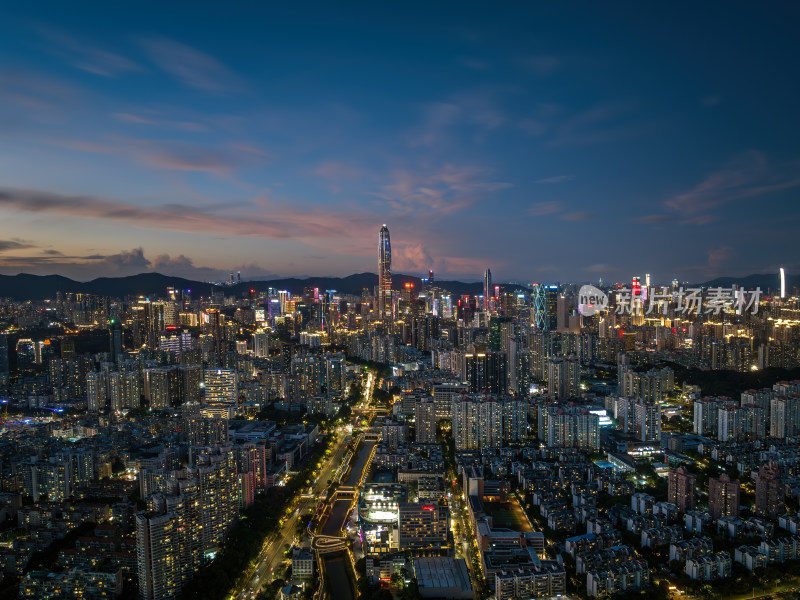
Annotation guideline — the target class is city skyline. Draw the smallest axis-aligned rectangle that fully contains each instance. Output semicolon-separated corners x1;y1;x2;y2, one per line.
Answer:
1;2;799;283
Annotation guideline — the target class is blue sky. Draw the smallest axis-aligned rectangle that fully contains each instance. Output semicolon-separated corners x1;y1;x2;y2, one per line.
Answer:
0;1;798;283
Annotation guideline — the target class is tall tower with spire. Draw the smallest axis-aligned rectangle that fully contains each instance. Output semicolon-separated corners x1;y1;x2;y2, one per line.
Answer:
378;225;392;321
484;268;492;311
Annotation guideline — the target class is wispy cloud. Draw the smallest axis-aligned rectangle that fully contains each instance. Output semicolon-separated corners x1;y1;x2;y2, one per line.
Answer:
139;37;245;92
527;202;591;221
113;112;209;132
519;55;562;75
667;151;800;220
0;240;36;252
459;57;489;70
0;187;377;246
535;175;572;184
708;246;734;269
560;211;592;221
35;26;142;77
545;102;661;147
311;161;363;188
527;201;563;217
377;164;511;216
50;137;269;177
629;214;677;224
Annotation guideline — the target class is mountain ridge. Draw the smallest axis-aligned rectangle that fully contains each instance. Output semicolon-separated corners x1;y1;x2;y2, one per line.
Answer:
0;271;790;301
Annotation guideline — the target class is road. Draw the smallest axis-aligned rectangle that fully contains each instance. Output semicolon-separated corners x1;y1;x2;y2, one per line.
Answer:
235;426;351;599
234;369;376;599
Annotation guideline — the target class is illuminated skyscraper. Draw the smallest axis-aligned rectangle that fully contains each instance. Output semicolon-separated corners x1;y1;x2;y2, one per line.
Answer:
780;267;786;299
109;318;123;364
484;268;492;311
378;225;392;321
532;285;558;330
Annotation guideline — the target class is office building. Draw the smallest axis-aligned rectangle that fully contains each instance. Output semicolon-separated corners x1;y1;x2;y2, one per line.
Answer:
484;268;492;312
378;225;393;321
464;352;508;395
398;501;449;550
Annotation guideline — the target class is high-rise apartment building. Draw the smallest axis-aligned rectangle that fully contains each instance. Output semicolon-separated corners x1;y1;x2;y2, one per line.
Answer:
693;397;721;436
546;355;580;400
110;371;141;412
252;330;270;358
415;397;438;444
204;369;237;404
538;405;600;450
433;383;469;421
378;225;393;321
452;394;524;449
86;371;106;413
708;474;740;520
668;466;696;512
770;395;800;438
136;510;186;600
634;399;661;442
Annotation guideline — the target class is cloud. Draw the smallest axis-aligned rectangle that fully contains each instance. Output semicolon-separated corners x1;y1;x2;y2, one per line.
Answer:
393;244;434;272
0;246;285;281
0;240;35;252
585;263;616;274
527;201;563;217
113;112;209;132
517;118;547;137
667;151;800;220
139;37;245;92
377;164;511;217
0;186;377;246
520;55;562;75
35;27;142;77
560;211;592;221
545;102;662;147
535;175;572;184
708;246;734;269
702;95;722;107
311;161;363;193
409;88;511;146
629;214;677;224
51;137;269;177
459;57;489;70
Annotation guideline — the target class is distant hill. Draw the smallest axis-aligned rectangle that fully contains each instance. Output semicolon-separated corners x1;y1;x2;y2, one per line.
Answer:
0;272;529;301
701;272;793;293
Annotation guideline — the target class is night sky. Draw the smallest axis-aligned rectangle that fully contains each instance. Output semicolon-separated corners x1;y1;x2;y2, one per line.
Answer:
0;2;798;283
